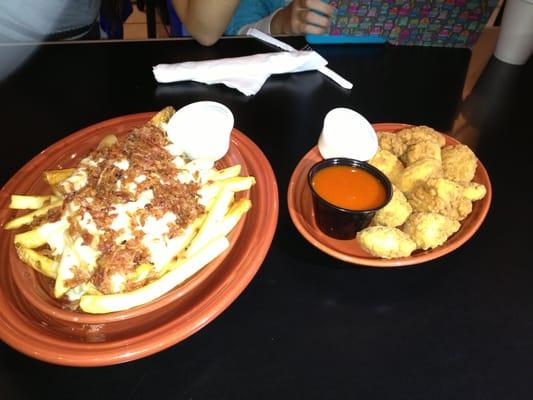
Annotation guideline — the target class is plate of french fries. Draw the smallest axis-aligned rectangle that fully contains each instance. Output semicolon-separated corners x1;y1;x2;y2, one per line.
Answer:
288;123;492;267
0;108;278;366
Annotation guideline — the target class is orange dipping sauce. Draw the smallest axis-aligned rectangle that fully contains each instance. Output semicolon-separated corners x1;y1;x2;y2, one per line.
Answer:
311;165;387;210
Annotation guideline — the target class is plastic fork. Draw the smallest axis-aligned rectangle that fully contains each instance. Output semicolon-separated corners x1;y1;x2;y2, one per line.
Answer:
246;28;353;90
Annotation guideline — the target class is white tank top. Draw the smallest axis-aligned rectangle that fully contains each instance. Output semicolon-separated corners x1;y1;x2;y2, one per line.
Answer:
0;0;100;41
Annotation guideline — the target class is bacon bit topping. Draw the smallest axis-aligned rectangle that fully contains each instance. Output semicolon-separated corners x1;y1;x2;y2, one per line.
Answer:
64;265;92;288
59;124;204;294
29;204;63;229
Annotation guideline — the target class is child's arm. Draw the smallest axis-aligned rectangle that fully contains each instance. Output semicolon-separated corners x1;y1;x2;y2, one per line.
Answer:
172;0;241;46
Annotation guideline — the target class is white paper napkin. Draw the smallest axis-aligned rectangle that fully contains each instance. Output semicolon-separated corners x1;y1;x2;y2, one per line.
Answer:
153;50;328;96
246;28;354;90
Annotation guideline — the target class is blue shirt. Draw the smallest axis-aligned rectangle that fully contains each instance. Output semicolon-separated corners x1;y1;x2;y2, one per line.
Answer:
225;0;288;35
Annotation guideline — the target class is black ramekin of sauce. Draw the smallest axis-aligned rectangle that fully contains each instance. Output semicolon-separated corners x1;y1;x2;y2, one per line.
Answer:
308;158;392;240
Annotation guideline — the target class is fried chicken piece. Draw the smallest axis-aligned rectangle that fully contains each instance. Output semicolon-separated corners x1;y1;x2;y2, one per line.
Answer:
377;131;407;157
396;158;443;193
402;212;460;250
372;185;412;227
400;140;442;166
397;125;446;148
461;181;487;201
407;178;472;221
357;226;416;259
368;149;404;184
441;144;478;182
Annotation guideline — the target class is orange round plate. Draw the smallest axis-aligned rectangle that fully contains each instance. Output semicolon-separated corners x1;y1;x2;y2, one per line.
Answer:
0;112;278;366
287;123;492;267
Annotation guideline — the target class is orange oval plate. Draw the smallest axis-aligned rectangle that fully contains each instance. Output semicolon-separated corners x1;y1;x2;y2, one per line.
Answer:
288;123;492;267
0;112;278;366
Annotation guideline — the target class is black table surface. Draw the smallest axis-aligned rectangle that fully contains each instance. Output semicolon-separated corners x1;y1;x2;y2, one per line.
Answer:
0;37;532;399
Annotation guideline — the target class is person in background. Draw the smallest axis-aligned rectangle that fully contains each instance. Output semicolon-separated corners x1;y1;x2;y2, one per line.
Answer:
170;0;241;46
0;0;334;44
0;0;130;42
172;0;336;46
229;0;335;36
100;0;132;39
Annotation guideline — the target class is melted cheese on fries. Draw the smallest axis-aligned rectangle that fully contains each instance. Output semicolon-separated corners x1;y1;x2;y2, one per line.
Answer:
7;106;254;312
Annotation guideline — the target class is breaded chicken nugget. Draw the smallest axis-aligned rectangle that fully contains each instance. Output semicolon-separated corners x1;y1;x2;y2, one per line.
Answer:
372;185;412;227
407;178;472;221
441;144;478;182
397;125;446;148
461;181;487;201
402;212;460;250
368;149;404;184
357;226;416;258
400;140;442;166
396;158;443;193
377;131;407;157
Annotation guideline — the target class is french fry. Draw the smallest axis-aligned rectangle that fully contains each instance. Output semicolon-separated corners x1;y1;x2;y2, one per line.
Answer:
186;188;234;257
9;195;57;210
79;236;229;314
198;184;223;210
218;176;255;192
16;247;57;279
54;239;78;298
156;217;206;277
64;282;102;301
149;106;176;129
97;134;118;150
4;199;63;230
218;199;252;238
14;228;47;249
43;169;75;186
186;176;254;257
14;217;69;249
199;176;255;209
205;165;241;181
127;263;154;283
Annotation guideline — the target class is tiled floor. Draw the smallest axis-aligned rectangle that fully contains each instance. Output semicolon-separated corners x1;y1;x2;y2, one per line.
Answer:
123;7;501;100
123;5;168;40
